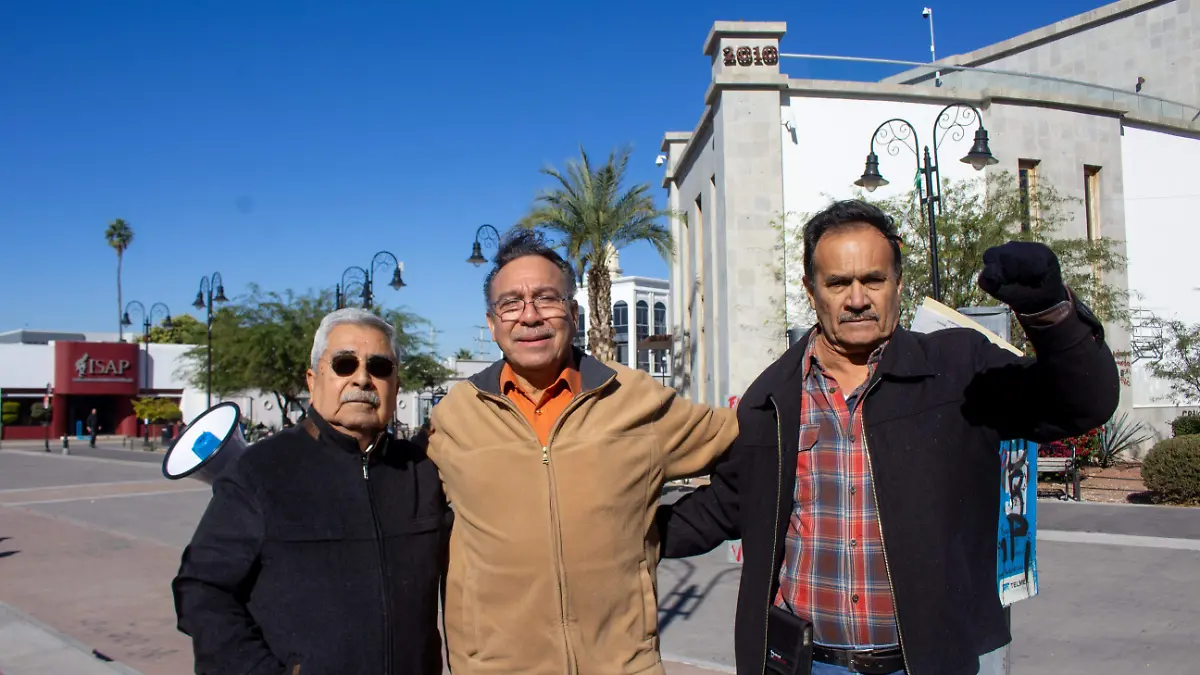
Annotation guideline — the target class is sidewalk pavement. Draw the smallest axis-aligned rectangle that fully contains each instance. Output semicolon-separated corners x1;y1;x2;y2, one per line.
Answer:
0;603;139;675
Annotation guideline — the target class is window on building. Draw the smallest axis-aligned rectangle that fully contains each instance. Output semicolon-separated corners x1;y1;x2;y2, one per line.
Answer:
613;301;628;365
653;350;668;375
1084;165;1101;240
637;349;650;372
636;301;649;340
574;312;587;349
1018;159;1040;232
653;302;666;335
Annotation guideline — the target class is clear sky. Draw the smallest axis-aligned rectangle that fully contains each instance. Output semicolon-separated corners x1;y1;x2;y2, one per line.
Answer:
0;0;1105;357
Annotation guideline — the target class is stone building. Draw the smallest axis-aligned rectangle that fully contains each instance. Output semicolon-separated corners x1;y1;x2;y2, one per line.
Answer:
660;0;1200;438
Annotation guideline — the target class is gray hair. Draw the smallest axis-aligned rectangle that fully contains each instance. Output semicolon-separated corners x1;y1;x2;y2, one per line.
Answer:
310;308;402;371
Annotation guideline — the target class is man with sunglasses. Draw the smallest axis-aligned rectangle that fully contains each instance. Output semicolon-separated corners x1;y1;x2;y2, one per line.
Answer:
424;230;739;674
173;308;449;675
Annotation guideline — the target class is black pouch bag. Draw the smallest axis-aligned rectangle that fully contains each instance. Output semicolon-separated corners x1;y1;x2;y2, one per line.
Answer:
765;605;814;675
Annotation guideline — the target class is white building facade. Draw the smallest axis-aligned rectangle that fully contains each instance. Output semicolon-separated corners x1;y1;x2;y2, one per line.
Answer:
572;251;673;385
661;4;1200;441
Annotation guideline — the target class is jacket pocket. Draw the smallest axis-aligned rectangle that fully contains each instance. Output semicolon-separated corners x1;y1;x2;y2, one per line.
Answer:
638;559;658;643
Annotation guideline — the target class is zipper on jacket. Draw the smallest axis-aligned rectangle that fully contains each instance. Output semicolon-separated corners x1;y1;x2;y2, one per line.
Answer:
761;395;785;675
859;376;911;674
471;377;614;672
361;438;393;674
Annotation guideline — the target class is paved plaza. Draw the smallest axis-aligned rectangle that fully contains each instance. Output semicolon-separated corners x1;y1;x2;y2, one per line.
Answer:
0;442;1197;674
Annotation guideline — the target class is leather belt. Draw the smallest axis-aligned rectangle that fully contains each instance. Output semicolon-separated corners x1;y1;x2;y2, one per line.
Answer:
812;645;904;674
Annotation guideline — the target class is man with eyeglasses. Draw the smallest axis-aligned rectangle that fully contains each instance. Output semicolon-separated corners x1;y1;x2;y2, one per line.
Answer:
173;308;449;675
424;230;738;674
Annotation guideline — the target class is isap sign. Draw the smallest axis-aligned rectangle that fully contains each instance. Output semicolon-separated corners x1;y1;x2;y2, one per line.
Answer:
73;352;133;383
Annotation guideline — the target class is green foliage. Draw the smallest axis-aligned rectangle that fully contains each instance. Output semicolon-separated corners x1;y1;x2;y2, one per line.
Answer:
399;354;455;392
30;403;51;423
1141;435;1200;504
865;171;1128;350
453;348;475;360
179;285;434;425
104;218;134;254
147;314;207;344
2;401;20;425
771;172;1129;352
1093;412;1152;467
131;397;182;423
1149;321;1200;405
1171;413;1200;437
518;145;673;362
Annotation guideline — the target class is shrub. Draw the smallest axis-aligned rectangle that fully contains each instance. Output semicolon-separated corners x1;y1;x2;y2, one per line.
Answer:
1;401;19;426
1170;413;1200;437
1141;436;1200;504
1094;412;1152;467
1042;427;1101;463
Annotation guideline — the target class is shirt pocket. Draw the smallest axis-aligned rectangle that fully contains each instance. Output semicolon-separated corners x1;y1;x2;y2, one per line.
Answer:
794;423;821;512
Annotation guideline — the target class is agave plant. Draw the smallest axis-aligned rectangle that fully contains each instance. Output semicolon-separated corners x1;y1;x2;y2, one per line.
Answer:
1094;412;1153;468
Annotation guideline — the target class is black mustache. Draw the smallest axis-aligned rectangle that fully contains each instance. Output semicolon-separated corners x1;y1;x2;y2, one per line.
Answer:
839;312;879;322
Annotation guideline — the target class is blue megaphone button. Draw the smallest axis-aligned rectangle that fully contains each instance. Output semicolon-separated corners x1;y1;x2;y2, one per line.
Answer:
192;431;221;461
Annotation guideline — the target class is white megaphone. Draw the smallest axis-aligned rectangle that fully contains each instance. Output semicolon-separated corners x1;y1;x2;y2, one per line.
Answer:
162;402;250;484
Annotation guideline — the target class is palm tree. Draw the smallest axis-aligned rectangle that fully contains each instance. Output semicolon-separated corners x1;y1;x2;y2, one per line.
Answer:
518;146;672;362
105;219;135;340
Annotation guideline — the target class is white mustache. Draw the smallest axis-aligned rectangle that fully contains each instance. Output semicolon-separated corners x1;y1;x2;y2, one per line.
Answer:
341;390;380;406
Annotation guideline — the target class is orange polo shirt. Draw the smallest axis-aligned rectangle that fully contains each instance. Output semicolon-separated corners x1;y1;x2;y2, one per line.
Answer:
499;361;581;446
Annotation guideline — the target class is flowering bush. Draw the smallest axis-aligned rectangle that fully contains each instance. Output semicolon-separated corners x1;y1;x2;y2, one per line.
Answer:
1041;427;1102;463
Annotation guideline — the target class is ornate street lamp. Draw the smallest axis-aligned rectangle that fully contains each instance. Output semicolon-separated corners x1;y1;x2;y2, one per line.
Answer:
336;251;405;310
466;224;501;267
854;103;998;302
122;301;173;394
193;273;228;408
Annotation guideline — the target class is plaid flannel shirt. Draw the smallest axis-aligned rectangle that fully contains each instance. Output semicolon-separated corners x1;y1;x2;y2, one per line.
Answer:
773;337;899;649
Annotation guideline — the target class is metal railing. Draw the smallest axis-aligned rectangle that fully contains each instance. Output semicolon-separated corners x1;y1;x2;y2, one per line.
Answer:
779;53;1200;126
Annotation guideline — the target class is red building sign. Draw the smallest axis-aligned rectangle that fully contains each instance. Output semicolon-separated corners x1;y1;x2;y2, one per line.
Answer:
54;341;140;396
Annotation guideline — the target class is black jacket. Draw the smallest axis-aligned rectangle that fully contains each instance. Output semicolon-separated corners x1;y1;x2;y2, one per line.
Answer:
172;409;449;675
657;298;1119;675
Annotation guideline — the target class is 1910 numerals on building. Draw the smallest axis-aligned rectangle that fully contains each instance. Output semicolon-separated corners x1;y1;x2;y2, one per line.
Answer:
722;45;779;67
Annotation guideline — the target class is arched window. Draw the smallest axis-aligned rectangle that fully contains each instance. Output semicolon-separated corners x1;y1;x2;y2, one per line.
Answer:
636;301;650;339
613;301;629;365
653;302;667;335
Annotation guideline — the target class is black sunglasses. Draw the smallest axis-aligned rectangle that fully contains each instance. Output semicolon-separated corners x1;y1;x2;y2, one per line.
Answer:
329;353;397;379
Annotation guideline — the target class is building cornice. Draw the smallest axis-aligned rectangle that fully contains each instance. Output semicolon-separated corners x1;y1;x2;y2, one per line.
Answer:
882;0;1174;84
702;21;786;56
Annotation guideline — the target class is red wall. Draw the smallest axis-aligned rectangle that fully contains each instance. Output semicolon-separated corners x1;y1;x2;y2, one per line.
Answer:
54;341;140;395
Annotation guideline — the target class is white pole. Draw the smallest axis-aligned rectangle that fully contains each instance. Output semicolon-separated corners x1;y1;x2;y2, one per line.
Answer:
924;7;942;87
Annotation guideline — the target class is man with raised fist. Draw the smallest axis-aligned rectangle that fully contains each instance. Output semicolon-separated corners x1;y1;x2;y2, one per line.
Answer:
657;200;1119;675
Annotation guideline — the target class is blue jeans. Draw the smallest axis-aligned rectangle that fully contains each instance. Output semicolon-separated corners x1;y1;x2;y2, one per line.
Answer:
811;661;904;675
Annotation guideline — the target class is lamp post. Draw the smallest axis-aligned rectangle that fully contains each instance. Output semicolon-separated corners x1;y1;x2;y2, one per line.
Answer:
336;251;405;310
193;273;228;408
854;103;998;302
122;301;173;395
466;224;501;266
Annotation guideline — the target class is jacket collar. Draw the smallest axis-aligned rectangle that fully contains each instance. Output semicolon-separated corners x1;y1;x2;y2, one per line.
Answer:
747;325;936;408
469;347;616;396
302;406;389;456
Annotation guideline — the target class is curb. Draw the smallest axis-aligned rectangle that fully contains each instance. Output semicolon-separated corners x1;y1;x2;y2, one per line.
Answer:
0;603;143;675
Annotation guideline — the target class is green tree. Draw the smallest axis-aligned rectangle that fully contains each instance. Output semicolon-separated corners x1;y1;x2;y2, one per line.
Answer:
453;347;475;360
400;354;455;392
181;286;433;426
131;397;183;423
147;313;207;344
775;172;1129;353
1149;320;1200;405
518;145;673;362
105;218;135;341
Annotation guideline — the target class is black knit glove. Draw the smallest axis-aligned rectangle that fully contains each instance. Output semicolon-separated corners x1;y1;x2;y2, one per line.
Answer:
978;241;1069;315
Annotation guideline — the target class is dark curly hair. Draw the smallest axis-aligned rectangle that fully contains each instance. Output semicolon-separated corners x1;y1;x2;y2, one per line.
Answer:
802;200;903;280
483;229;578;307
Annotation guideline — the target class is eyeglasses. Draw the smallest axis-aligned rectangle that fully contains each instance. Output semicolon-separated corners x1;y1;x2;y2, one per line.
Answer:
491;295;569;321
329;353;397;379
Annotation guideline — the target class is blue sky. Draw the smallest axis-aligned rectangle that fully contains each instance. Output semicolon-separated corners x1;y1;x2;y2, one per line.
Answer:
0;0;1105;356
